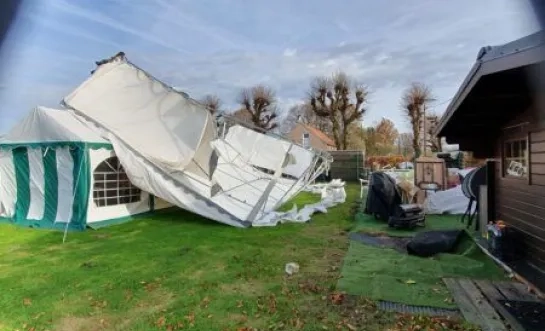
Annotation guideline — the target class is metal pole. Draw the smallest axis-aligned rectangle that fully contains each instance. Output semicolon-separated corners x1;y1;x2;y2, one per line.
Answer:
423;105;427;157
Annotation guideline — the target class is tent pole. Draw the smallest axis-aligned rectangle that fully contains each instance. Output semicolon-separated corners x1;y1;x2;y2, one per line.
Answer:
62;148;85;243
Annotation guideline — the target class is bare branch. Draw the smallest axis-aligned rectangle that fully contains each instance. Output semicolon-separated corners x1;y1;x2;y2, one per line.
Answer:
200;94;222;115
236;84;279;131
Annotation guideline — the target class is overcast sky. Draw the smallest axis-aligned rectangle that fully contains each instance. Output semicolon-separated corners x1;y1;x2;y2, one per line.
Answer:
0;0;540;133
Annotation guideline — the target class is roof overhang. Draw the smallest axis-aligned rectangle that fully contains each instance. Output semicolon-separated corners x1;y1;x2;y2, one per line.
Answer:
435;31;545;157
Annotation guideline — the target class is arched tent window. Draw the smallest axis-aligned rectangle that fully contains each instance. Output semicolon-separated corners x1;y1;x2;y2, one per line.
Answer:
93;156;141;207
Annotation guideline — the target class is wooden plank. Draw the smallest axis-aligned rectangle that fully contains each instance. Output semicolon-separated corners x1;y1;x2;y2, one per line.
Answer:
531;141;545;152
531;130;545;143
532;152;545;163
475;280;526;331
531;162;545;175
496;203;545;230
493;281;540;302
497;177;545;196
458;279;507;331
443;278;483;327
532;173;545;186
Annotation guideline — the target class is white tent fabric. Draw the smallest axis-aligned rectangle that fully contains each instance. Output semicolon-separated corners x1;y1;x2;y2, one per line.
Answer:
1;106;108;145
423;185;474;215
26;148;46;221
224;125;314;178
54;147;75;223
62;54;329;227
253;180;346;227
63;57;216;180
0;150;16;217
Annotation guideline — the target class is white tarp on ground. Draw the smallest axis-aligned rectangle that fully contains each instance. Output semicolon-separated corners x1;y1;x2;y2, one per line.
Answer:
62;54;328;227
423;185;475;215
253;179;346;227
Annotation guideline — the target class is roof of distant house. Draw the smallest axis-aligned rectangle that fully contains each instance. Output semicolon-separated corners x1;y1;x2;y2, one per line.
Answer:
299;123;336;147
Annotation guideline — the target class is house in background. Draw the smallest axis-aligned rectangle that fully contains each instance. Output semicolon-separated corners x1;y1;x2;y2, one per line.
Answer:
435;31;545;285
287;123;337;151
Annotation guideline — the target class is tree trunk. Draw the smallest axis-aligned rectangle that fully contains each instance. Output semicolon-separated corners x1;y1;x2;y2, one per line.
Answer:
412;121;421;160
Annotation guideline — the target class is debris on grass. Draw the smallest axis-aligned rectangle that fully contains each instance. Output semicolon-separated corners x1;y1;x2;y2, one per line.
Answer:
285;262;300;275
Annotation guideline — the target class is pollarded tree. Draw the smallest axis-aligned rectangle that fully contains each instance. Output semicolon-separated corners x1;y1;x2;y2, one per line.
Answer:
401;82;434;159
200;94;222;115
237;85;279;131
308;72;369;150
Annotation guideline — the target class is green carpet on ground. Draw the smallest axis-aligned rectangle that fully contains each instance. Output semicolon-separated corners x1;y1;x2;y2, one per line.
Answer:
353;212;467;237
338;213;507;308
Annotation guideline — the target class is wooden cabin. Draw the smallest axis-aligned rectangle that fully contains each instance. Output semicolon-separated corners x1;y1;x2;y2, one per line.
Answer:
435;31;545;284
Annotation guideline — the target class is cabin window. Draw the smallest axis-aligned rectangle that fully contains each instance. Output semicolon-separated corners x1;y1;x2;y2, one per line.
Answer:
503;138;528;178
92;156;142;207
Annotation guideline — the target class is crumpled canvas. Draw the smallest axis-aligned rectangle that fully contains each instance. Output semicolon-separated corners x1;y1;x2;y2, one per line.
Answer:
252;179;346;227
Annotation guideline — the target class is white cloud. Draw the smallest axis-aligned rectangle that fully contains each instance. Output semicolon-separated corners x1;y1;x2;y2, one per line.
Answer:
0;0;540;134
283;48;297;57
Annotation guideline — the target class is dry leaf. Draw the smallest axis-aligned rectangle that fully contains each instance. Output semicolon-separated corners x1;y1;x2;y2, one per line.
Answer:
23;298;32;306
155;316;166;327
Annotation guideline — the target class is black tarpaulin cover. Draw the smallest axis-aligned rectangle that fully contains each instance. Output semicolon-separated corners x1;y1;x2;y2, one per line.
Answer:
364;172;401;221
406;230;464;257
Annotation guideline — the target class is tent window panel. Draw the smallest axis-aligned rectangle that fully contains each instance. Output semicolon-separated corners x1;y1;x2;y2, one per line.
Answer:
92;156;142;207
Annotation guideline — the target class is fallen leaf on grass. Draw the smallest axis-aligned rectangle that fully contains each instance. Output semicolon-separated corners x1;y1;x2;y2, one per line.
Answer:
405;280;416;284
156;316;166;327
23;298;32;306
329;292;345;305
345;323;357;331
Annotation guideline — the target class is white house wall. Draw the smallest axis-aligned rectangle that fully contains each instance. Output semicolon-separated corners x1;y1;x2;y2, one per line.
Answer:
86;148;151;224
0;150;16;217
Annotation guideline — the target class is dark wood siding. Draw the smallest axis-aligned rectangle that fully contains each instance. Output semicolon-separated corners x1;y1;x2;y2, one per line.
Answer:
495;107;545;271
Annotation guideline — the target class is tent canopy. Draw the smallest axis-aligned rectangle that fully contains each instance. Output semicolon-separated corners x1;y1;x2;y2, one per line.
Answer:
0;106;110;149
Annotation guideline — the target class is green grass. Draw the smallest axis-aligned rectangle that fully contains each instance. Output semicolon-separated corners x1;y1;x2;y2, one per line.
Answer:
0;185;492;330
0;185;387;331
338;212;508;308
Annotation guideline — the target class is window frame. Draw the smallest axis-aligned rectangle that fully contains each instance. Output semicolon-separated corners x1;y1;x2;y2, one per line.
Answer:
502;136;529;180
92;156;142;207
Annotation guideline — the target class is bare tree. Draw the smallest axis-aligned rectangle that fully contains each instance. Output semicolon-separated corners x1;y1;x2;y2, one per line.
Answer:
237;85;279;131
401;82;433;159
201;94;222;115
308;72;369;150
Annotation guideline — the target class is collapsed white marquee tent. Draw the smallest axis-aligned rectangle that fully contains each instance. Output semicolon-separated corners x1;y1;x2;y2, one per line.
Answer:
61;53;330;228
0;106;173;230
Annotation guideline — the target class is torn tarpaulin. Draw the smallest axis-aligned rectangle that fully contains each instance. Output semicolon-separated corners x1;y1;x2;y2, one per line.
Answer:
252;180;346;227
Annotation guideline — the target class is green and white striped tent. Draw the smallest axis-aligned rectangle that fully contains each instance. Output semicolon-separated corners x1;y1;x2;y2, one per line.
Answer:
0;107;171;230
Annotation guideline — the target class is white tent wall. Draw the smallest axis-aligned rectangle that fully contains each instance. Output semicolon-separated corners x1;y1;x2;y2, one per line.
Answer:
0;150;16;218
54;147;75;223
85;148;152;226
26;148;46;220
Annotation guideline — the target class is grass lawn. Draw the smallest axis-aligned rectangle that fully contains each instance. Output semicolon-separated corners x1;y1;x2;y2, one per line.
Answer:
338;206;508;309
0;185;393;331
0;184;492;331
